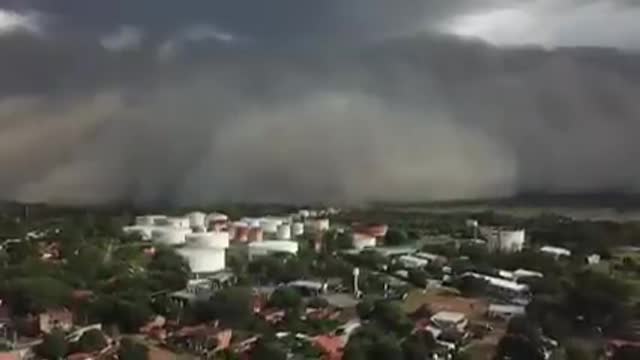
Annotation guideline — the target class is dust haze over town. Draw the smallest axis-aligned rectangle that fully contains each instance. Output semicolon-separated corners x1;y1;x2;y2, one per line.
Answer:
1;0;640;207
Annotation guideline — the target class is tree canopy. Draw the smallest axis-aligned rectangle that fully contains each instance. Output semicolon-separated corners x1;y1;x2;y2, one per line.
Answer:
118;338;149;360
36;330;68;360
384;229;409;246
76;329;108;353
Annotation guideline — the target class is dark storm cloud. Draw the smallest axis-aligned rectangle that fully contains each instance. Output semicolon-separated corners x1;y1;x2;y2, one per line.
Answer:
1;1;640;206
4;0;503;43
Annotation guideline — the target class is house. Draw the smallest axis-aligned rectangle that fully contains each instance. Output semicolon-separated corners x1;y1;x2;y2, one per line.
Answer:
66;353;94;360
313;335;344;360
605;339;640;359
37;308;73;334
397;255;429;269
305;308;341;321
263;309;286;324
430;312;468;334
586;254;601;265
513;269;544;281
460;272;530;301
169;279;215;306
487;304;526;321
287;280;328;297
414;252;446;264
170;324;233;355
539;246;572;259
0;353;19;360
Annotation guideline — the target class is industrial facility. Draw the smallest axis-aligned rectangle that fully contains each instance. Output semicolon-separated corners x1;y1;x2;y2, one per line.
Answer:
123;209;333;275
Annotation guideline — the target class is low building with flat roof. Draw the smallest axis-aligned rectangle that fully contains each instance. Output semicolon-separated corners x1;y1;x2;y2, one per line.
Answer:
540;246;572;259
430;311;468;333
488;304;526;321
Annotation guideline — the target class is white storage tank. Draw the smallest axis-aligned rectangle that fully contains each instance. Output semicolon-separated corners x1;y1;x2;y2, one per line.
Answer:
260;219;280;234
248;240;299;260
292;222;304;236
242;217;262;229
186;212;207;229
277;224;292;240
185;232;230;249
151;227;190;245
178;247;226;273
207;212;229;223
353;233;376;250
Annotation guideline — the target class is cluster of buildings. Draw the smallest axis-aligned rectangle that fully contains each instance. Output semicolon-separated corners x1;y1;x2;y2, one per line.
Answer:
123;209;337;275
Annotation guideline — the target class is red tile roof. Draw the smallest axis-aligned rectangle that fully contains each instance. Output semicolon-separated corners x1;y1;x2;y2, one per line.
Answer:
67;353;94;360
313;335;344;360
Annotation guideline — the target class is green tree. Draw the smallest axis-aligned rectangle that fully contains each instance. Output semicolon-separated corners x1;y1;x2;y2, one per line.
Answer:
269;287;302;311
342;340;368;360
565;339;595;360
408;269;428;288
5;241;37;264
343;325;402;360
36;330;68;360
496;317;545;360
384;229;409;246
369;300;412;336
402;331;436;360
250;339;287;360
92;296;153;333
455;275;489;297
147;246;190;291
195;287;253;328
118;338;149;360
356;297;376;320
4;277;72;315
77;329;108;353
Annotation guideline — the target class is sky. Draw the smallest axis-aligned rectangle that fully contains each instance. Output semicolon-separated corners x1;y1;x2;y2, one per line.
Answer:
0;0;639;206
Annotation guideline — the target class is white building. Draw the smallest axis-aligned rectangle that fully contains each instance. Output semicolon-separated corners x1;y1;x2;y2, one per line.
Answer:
586;254;601;265
539;246;572;259
353;233;376;250
248;240;299;260
488;304;526;321
462;272;530;299
513;269;544;280
286;280;328;296
397;255;429;269
430;311;468;333
480;228;525;253
414;252;443;263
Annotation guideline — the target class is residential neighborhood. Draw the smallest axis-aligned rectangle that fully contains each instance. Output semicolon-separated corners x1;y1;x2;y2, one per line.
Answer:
0;204;638;360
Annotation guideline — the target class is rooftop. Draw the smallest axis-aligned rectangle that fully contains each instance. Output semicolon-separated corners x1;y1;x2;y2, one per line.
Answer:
462;272;529;292
431;311;467;324
287;280;325;291
540;246;572;256
488;304;526;315
513;269;544;279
